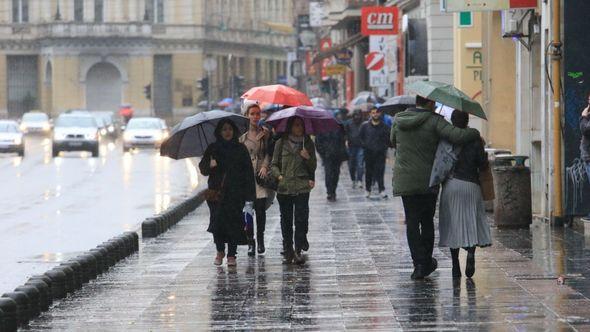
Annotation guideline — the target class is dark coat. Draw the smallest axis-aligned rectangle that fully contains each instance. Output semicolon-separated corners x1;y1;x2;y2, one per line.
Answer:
315;127;347;162
452;138;488;184
344;119;363;147
199;140;256;245
580;115;590;161
359;120;391;152
271;135;317;195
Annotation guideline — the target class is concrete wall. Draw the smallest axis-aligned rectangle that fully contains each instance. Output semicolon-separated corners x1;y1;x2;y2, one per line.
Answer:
426;0;454;84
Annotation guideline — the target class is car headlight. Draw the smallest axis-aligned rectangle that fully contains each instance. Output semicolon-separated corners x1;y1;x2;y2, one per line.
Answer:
107;125;115;133
153;132;163;141
53;132;66;140
14;137;22;145
42;123;51;131
100;128;107;136
85;132;98;140
20;124;27;131
123;132;133;141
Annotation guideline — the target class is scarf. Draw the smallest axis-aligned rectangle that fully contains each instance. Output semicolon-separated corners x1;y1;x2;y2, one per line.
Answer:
288;134;304;150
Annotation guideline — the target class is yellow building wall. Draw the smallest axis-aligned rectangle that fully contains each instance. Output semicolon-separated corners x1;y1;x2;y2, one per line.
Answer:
172;53;204;109
0;55;6;113
482;12;516;152
51;57;82;114
125;56;153;112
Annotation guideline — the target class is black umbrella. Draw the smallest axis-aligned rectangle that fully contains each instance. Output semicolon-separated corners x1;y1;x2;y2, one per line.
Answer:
378;95;416;116
160;110;249;159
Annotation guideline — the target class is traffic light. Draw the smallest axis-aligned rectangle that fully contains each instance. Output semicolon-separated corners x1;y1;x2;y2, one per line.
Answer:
198;77;209;98
143;84;151;100
233;75;245;95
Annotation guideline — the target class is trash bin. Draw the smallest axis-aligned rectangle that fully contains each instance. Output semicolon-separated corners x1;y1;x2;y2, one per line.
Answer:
484;149;512;212
492;155;532;228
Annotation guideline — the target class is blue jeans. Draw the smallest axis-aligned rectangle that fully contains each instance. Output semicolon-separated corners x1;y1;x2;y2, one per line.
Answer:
348;146;364;182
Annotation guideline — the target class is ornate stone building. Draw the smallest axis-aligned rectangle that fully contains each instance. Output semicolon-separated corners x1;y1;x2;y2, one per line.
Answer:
0;0;295;118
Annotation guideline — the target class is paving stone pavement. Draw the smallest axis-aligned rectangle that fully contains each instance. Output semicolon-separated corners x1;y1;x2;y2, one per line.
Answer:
25;166;590;331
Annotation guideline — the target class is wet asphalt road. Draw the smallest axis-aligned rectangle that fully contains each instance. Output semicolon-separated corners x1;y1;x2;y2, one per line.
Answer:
0;134;199;291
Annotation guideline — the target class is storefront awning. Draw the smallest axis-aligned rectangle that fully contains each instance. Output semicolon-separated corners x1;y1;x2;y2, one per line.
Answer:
312;33;367;64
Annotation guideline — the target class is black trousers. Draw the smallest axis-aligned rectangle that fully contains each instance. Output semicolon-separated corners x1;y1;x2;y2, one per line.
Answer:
246;198;267;242
364;149;386;192
401;193;438;267
277;193;310;251
214;235;237;257
323;157;342;196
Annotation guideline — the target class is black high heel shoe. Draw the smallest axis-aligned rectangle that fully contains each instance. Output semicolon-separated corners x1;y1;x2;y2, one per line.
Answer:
465;247;476;278
451;248;461;279
257;235;265;254
248;242;256;257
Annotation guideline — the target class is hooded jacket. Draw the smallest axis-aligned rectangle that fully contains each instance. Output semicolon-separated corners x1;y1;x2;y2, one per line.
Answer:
580;115;590;162
390;108;480;196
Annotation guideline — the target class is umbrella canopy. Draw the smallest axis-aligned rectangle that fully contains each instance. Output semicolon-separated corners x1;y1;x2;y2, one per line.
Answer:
349;91;382;108
241;84;313;107
407;80;487;120
217;97;233;107
310;97;332;109
265;106;340;135
378;95;416;116
160;110;249;159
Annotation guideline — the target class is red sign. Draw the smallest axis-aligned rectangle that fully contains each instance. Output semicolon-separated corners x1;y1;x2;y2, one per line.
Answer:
320;38;332;52
510;0;537;8
365;52;385;71
361;6;399;36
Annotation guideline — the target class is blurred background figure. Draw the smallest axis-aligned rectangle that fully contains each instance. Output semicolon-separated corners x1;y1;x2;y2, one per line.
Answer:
344;109;365;189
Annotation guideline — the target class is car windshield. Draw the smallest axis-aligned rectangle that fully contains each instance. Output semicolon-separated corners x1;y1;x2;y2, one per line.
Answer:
127;120;161;130
0;123;18;133
22;113;48;122
55;116;97;128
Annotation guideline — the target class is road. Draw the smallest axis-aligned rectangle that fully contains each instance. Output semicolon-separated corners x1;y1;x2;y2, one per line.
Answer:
0;135;200;291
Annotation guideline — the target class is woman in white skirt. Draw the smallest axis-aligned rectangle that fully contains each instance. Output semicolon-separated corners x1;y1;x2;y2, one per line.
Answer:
439;110;492;279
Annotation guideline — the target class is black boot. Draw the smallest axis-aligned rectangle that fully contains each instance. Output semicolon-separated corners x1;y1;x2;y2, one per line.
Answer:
465;247;476;278
257;234;265;254
247;239;256;257
283;245;295;264
450;248;461;279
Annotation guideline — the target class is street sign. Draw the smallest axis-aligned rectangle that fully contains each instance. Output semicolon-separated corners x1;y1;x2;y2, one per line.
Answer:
325;64;347;76
203;57;217;72
309;2;326;27
361;6;399;36
365;52;385;71
442;0;537;12
320;38;332;52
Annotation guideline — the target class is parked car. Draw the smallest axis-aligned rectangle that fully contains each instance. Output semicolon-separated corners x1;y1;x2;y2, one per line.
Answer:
20;111;51;134
0;120;24;156
52;114;100;157
122;117;169;152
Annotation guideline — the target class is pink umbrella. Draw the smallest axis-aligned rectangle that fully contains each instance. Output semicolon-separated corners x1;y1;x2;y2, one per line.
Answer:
265;106;341;135
241;85;313;107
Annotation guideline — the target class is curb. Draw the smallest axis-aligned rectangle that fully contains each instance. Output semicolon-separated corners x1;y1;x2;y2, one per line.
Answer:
0;191;204;332
141;190;206;238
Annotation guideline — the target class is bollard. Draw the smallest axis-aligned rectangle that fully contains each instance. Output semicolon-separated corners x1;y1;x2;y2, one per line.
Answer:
89;247;109;273
123;231;139;252
60;261;83;290
1;292;30;327
116;234;134;257
52;266;75;294
492;155;532;228
142;218;159;238
13;286;40;318
0;298;17;332
97;242;119;266
0;308;4;332
28;275;52;290
72;256;91;283
106;238;126;261
24;280;51;312
44;269;67;299
76;254;98;281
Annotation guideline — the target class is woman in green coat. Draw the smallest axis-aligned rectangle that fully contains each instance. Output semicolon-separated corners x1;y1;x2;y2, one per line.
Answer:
271;117;317;264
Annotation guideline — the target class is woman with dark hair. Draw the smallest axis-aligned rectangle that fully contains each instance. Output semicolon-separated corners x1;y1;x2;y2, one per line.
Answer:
438;110;492;279
271;116;317;264
199;118;256;266
240;102;272;256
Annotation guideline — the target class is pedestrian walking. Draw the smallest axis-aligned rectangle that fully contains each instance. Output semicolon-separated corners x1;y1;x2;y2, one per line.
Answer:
271;117;317;264
359;106;391;198
390;95;480;280
316;124;347;201
438;110;492;279
199;119;256;266
344;110;365;189
240;102;273;256
581;101;590;221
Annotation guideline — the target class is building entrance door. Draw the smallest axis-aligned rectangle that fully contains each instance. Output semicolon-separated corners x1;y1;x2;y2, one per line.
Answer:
86;62;122;111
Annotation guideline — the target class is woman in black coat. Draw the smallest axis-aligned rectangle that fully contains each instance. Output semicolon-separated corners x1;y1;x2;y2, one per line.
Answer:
199;118;256;266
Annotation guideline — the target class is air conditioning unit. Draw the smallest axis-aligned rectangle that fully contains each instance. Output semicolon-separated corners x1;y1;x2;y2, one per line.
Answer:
501;9;524;38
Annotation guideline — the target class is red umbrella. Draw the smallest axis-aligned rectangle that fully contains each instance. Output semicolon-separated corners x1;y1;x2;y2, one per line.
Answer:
241;84;313;107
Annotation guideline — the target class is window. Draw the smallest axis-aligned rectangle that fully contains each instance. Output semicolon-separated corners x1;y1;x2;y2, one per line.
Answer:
404;18;428;77
94;0;104;23
74;0;84;22
145;0;164;23
12;0;29;23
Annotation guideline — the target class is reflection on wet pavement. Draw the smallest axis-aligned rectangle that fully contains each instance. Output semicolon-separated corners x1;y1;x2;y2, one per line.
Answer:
24;166;590;330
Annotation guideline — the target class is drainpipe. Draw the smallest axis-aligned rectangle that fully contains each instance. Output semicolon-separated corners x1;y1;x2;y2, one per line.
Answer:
550;0;564;222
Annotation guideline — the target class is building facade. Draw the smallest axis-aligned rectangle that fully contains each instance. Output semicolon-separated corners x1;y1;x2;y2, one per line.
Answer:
0;0;295;119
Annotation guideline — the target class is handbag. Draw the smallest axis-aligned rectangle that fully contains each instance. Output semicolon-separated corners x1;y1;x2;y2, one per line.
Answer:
204;174;226;202
257;138;284;190
479;164;495;201
429;140;462;188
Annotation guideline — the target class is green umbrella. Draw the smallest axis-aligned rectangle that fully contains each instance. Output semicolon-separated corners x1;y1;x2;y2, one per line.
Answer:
407;80;487;120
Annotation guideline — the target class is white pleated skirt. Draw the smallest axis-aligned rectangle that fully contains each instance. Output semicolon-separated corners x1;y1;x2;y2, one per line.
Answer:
438;178;492;248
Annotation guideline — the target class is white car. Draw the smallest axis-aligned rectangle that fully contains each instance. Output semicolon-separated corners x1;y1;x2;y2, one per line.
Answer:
123;117;169;152
52;114;100;157
0;120;24;156
20;111;51;134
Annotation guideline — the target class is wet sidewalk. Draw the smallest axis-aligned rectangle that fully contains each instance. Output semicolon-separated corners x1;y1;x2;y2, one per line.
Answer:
27;168;590;331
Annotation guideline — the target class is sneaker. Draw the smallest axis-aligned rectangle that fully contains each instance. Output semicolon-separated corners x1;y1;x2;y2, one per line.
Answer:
214;251;225;266
582;216;590;223
283;246;295;264
227;256;237;266
365;191;371;198
294;250;306;265
301;238;309;252
424;258;438;277
411;265;425;280
380;191;388;199
352;181;357;189
327;194;336;202
247;243;256;257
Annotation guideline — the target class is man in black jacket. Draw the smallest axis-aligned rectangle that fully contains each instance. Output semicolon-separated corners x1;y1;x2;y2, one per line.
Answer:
316;126;347;201
359;106;391;199
344;110;365;189
581;105;590;221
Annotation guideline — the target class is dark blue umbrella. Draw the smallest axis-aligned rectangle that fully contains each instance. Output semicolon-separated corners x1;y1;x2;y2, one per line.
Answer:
160;110;248;159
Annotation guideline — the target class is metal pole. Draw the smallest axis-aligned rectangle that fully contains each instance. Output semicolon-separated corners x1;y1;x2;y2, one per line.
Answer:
551;0;564;220
207;72;211;111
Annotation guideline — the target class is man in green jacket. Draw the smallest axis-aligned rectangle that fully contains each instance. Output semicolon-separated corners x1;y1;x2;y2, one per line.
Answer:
390;95;480;280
